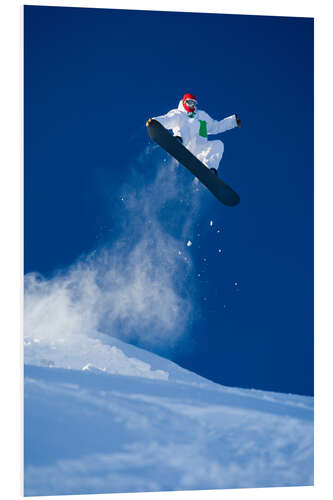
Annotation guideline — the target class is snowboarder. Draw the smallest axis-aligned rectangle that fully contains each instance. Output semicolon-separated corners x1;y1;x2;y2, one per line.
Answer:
146;93;241;175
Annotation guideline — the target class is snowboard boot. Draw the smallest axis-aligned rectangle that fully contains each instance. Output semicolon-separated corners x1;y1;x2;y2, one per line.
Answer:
210;168;218;176
174;136;183;144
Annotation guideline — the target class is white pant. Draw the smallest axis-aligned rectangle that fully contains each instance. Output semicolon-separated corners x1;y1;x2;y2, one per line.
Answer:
187;139;224;171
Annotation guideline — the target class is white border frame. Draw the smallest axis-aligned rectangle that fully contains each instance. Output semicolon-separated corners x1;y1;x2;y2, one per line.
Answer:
1;1;332;499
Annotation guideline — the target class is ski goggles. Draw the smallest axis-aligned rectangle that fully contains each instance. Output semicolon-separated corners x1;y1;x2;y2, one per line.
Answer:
185;99;197;108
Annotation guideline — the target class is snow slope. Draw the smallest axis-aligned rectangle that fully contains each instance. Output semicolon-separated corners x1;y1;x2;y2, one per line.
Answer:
24;334;314;496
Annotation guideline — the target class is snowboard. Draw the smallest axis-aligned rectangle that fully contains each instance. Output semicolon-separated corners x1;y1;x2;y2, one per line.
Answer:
147;119;240;207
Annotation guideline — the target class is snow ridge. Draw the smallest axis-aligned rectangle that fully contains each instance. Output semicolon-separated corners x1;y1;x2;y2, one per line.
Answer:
24;335;313;496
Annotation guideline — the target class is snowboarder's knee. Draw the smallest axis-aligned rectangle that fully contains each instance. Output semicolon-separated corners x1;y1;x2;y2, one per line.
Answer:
215;140;224;154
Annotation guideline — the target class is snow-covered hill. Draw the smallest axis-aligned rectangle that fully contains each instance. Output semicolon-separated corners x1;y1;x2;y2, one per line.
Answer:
24;334;313;496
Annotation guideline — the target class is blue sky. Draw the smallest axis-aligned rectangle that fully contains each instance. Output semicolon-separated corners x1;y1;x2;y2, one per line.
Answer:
24;6;313;396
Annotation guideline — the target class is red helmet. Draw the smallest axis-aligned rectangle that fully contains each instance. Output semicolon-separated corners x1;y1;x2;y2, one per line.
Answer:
182;93;197;113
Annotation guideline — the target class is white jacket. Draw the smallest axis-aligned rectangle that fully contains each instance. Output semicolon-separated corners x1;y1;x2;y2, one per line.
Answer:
153;100;238;147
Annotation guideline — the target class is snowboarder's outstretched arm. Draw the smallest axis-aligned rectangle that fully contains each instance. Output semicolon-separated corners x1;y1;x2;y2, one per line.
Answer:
202;112;241;135
146;109;182;130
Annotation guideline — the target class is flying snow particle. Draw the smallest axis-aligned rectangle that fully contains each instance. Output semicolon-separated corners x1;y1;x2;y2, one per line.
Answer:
209;220;214;227
218;249;222;254
186;240;192;247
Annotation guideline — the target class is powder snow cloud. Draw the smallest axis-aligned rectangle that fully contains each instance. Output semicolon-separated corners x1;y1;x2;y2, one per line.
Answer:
24;150;202;356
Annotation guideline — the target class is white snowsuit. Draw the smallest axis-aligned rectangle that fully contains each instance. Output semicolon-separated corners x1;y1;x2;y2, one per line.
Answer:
153;100;238;171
